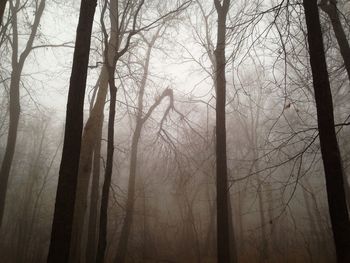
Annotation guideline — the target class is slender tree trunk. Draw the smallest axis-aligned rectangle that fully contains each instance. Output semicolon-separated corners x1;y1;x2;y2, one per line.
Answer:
114;31;162;262
70;12;118;260
320;0;350;212
265;182;274;241
85;115;103;263
95;72;117;263
302;181;321;261
214;0;233;262
114;126;141;263
69;70;107;263
204;187;215;258
142;182;147;261
184;195;202;263
0;71;20;227
237;185;245;253
303;0;350;261
47;0;97;262
320;0;350;82
227;195;237;263
255;157;268;262
257;181;268;262
0;0;46;226
96;0;148;260
305;178;333;261
0;0;7;25
26;138;61;263
70;11;118;259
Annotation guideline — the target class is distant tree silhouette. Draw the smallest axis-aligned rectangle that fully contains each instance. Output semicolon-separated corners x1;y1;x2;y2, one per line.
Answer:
0;0;45;227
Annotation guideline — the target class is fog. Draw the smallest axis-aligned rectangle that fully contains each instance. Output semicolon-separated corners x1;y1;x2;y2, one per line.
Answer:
0;0;349;262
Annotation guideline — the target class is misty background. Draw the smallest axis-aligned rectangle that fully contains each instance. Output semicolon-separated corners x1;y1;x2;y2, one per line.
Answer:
0;0;350;262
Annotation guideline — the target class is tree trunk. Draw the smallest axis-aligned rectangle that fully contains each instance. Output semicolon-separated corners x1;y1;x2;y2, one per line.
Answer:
214;0;233;262
255;155;267;262
114;126;141;263
320;0;350;82
95;0;150;260
69;66;108;263
114;30;162;263
47;0;97;262
69;9;118;260
0;0;45;227
265;182;274;244
95;72;117;263
0;71;20;227
303;0;350;261
85;114;103;263
0;0;7;25
227;194;238;263
204;187;215;258
302;180;321;261
320;0;350;212
257;181;268;262
237;185;245;253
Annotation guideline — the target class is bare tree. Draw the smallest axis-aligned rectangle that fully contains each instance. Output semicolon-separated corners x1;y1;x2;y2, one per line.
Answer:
213;0;237;262
320;0;350;82
114;27;173;261
95;1;190;261
47;0;97;262
0;0;46;227
95;0;145;261
85;114;104;263
303;0;350;261
0;0;8;26
68;0;119;260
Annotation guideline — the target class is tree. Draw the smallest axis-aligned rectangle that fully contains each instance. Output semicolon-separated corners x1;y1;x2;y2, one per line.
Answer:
114;27;173;262
0;0;8;26
0;0;46;227
320;0;350;82
69;0;119;260
303;0;350;261
213;0;236;262
95;1;190;261
47;0;97;262
95;0;145;261
85;113;103;263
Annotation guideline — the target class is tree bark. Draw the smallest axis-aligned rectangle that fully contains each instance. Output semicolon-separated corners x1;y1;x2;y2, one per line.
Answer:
0;0;7;26
69;55;111;263
85;114;103;263
303;0;350;262
114;125;141;263
0;71;20;226
227;194;238;263
320;0;350;82
69;1;119;256
213;0;234;262
47;0;97;262
95;67;117;263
